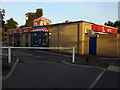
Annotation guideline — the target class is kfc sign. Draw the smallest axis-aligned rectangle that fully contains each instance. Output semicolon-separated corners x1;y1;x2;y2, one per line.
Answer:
92;25;118;33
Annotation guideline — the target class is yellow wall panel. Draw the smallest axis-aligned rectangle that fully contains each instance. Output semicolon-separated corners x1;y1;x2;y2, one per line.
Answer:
48;24;78;53
97;34;120;57
79;22;92;55
20;34;26;47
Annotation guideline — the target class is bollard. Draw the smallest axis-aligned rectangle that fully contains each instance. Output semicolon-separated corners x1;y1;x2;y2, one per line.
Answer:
72;47;75;63
8;46;11;63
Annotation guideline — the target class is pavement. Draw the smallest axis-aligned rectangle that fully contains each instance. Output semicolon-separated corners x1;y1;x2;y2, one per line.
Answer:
107;65;120;72
1;49;120;88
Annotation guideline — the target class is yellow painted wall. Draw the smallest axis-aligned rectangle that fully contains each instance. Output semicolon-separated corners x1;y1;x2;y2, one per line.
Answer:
97;34;120;57
48;22;119;57
7;35;10;46
48;24;78;53
12;35;14;46
59;24;78;53
49;26;59;47
48;22;92;54
28;33;31;47
83;35;90;55
20;34;26;47
79;22;92;55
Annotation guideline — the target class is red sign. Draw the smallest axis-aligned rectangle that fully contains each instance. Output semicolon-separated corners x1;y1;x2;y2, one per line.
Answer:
7;29;20;34
12;29;20;34
7;31;12;34
103;27;117;33
92;25;102;32
21;28;34;33
92;25;118;33
7;27;50;34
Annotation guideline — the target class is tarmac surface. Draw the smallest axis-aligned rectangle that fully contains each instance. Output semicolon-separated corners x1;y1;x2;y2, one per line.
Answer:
2;49;120;88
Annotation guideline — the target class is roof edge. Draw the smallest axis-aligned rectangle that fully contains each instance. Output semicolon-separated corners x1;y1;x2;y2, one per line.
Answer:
7;20;118;31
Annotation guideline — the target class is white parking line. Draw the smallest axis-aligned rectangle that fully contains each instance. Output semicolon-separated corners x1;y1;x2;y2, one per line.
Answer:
88;69;106;89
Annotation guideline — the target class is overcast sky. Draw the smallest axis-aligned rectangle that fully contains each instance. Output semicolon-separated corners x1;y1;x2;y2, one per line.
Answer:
1;1;119;26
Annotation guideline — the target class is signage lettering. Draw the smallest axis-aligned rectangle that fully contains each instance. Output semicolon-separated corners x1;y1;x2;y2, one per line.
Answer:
7;27;50;34
92;25;118;33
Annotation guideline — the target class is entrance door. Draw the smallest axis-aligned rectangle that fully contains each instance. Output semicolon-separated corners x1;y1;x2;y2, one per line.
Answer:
89;37;97;55
31;32;49;47
31;37;42;47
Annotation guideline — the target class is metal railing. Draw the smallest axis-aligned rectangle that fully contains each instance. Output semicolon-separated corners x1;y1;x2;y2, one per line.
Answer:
1;46;75;63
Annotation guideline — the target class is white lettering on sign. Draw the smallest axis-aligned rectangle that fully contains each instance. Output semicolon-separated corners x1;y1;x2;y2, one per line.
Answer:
24;30;28;32
92;25;117;34
10;31;12;34
20;29;22;33
107;29;112;32
13;31;17;33
102;27;105;32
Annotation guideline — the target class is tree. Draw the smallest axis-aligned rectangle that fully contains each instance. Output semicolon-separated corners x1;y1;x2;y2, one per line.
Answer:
25;8;43;27
35;8;43;18
6;18;18;29
104;21;114;26
19;25;28;28
0;9;5;28
63;20;70;23
104;20;120;33
113;20;120;27
114;20;120;33
25;12;36;27
0;8;7;41
118;28;120;33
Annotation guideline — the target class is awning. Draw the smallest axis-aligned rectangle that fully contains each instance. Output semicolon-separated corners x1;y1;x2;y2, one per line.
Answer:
7;27;50;34
32;27;50;32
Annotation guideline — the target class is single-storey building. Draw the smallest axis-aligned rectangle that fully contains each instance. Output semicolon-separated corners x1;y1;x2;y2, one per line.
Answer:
7;20;120;57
